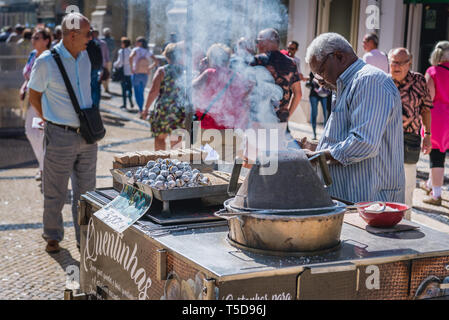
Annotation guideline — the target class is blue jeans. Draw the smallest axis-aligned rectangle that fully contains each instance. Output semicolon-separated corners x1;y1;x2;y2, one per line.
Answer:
91;69;102;108
310;95;328;138
121;75;133;107
132;73;148;112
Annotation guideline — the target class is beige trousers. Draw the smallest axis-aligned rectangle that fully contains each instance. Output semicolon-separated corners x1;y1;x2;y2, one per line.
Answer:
404;163;417;220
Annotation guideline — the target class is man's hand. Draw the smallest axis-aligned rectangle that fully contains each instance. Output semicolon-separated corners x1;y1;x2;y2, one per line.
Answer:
298;137;318;152
422;135;432;155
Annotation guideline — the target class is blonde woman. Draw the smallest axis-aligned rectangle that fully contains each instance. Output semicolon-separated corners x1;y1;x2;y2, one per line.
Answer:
421;41;449;206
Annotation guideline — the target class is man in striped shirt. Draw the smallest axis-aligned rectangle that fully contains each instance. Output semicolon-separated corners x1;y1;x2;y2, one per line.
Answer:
303;33;405;204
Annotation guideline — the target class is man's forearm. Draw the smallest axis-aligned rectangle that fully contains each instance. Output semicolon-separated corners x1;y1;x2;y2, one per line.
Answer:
29;90;44;119
289;82;302;117
289;94;301;116
421;109;431;133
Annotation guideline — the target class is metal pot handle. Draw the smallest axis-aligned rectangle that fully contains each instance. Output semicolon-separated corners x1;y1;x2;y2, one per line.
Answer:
309;152;332;187
214;208;241;220
227;157;242;197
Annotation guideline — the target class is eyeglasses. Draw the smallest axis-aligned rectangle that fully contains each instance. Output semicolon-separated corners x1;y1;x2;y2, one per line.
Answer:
390;59;410;67
313;53;333;81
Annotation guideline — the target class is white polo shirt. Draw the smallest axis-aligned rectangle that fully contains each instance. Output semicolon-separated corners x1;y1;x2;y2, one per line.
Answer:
28;41;92;128
363;49;389;74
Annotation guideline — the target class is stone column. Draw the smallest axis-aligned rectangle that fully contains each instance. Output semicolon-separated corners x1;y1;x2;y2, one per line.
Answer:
90;0;113;34
127;0;150;44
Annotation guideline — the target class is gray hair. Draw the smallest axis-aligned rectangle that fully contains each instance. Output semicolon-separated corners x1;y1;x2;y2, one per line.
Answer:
257;28;280;45
207;43;232;68
388;47;412;61
61;13;90;35
305;32;354;64
429;41;449;66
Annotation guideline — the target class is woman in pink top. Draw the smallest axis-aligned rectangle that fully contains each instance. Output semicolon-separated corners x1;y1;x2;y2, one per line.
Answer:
421;41;449;206
193;43;250;162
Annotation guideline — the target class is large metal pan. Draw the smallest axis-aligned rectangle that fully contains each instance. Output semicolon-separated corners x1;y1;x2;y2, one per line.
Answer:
216;199;346;253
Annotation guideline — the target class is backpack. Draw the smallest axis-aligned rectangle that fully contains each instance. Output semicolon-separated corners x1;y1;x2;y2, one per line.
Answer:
86;39;103;70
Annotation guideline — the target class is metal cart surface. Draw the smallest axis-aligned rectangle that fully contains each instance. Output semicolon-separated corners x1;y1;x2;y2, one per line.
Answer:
71;188;449;300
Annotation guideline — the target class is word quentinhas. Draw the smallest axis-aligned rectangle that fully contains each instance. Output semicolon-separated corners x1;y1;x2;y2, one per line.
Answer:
83;218;152;300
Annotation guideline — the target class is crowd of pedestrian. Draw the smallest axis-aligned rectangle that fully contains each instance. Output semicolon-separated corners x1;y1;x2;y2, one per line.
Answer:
3;11;448;253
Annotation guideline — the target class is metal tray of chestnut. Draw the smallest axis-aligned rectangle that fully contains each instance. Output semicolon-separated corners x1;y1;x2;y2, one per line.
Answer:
111;160;243;202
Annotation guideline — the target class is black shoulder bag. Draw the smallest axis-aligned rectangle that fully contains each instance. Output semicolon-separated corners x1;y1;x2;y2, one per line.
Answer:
51;49;106;144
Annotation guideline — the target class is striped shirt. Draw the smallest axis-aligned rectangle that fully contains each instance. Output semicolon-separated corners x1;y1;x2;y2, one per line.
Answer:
317;59;405;203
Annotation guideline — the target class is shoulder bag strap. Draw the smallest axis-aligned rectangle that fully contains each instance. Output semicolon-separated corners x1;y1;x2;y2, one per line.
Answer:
437;64;449;72
50;49;82;115
200;71;236;121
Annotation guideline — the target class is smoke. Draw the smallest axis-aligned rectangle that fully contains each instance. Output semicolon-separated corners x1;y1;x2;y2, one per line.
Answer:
163;0;289;126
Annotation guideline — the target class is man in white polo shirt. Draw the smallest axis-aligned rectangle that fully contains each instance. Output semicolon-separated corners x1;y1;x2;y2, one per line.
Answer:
362;33;389;73
28;13;97;253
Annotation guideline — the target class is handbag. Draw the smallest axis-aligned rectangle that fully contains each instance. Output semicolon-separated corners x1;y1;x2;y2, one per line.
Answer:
51;49;106;144
112;49;125;82
403;132;421;164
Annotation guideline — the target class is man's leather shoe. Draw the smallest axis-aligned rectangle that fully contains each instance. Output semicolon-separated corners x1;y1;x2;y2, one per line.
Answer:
46;240;60;253
423;195;442;206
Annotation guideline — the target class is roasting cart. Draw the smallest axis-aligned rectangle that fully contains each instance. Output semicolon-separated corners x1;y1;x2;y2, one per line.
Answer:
68;149;449;300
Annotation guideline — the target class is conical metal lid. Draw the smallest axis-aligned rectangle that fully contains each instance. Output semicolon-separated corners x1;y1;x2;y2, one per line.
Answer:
230;149;333;210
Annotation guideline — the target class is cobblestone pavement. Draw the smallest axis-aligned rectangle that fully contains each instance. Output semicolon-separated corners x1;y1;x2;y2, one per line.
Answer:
0;82;448;300
0;83;154;300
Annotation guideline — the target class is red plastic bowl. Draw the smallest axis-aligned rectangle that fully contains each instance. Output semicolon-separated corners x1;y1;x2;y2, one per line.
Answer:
356;202;410;228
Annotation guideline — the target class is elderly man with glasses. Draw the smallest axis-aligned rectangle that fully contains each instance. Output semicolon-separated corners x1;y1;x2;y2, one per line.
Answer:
388;48;432;214
28;13;97;253
301;33;405;204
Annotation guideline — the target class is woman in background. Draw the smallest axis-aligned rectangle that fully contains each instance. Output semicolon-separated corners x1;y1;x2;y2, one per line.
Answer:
421;41;449;206
20;28;51;181
129;36;158;116
305;72;331;140
114;37;134;110
193;43;250;162
141;43;186;151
